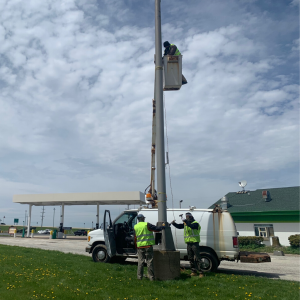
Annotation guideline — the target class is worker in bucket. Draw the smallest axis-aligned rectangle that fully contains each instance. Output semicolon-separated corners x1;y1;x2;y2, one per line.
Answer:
171;212;204;278
163;41;188;85
134;214;165;281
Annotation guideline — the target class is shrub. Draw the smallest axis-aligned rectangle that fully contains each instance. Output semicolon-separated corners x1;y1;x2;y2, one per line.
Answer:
288;234;300;248
238;236;264;246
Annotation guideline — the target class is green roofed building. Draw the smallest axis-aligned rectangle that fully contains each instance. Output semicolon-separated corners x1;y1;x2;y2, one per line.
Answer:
209;186;300;246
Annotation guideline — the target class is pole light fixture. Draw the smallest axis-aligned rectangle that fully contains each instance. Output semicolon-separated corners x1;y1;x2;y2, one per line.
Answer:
179;200;183;208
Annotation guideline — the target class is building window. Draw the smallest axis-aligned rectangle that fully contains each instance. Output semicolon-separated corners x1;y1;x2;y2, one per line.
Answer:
254;224;274;237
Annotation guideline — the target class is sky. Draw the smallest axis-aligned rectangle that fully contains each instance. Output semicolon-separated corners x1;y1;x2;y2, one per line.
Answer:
0;0;299;228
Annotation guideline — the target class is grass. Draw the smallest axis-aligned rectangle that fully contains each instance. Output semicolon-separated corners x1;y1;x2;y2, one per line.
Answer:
239;245;300;255
0;245;299;300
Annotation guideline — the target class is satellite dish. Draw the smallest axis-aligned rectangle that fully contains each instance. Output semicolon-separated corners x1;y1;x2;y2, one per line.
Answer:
238;181;247;191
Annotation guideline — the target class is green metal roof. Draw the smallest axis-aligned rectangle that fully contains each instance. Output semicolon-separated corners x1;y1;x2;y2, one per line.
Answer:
209;186;300;213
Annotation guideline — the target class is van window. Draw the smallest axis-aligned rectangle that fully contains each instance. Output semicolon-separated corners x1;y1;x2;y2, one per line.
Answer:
114;212;137;230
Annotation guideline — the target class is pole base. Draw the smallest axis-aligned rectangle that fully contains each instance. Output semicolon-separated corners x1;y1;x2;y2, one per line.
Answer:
153;250;180;280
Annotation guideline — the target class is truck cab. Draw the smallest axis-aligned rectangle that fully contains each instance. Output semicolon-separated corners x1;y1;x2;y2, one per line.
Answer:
86;207;241;272
87;210;138;263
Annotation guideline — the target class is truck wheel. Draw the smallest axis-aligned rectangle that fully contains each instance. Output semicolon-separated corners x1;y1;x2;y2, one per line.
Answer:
92;245;111;263
200;252;219;273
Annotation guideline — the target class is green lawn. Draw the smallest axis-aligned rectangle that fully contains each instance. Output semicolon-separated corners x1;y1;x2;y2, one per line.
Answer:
239;245;300;255
0;245;299;300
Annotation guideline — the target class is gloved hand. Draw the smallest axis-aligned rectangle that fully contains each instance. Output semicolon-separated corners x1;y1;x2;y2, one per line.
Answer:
182;219;187;223
171;220;176;225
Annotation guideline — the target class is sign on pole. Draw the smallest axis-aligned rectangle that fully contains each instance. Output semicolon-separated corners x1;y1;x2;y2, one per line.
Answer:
14;218;19;225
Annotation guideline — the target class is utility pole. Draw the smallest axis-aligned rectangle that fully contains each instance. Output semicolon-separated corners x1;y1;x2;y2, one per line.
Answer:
153;0;180;280
40;206;45;228
154;0;175;251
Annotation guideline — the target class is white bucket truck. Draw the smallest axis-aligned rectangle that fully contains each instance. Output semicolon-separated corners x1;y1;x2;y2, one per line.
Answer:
86;206;248;272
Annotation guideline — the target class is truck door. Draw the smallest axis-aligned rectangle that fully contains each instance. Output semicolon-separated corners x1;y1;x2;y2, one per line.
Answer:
103;210;116;258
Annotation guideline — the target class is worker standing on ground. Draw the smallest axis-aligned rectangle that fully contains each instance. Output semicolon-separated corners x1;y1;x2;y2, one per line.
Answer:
134;214;165;281
171;212;204;278
163;41;188;85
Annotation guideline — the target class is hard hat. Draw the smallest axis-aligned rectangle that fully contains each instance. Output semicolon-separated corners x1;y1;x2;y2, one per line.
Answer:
186;212;193;217
163;41;170;47
137;214;145;219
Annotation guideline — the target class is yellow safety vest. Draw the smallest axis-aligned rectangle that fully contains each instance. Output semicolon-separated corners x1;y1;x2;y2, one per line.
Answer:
134;222;155;247
171;44;181;55
184;221;201;243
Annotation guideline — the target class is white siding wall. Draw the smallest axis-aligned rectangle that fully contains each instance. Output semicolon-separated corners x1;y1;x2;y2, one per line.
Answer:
236;223;300;246
273;223;300;246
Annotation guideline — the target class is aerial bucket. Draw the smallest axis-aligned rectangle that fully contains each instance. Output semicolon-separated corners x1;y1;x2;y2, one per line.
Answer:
163;55;182;91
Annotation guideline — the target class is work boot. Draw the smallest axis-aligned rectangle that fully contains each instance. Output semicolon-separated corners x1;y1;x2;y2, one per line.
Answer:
190;272;198;276
199;273;204;278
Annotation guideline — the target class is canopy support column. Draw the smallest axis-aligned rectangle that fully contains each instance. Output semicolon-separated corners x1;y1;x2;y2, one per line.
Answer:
96;204;100;229
26;204;32;238
59;203;64;232
57;203;65;239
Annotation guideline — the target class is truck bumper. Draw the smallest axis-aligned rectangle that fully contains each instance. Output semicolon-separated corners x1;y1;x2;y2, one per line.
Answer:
85;246;91;253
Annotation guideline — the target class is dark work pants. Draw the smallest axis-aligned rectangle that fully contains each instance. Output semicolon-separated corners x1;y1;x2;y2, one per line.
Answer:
187;242;202;273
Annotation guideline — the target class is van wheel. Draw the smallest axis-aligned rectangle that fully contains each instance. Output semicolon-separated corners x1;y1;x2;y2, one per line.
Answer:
199;252;219;272
92;245;111;263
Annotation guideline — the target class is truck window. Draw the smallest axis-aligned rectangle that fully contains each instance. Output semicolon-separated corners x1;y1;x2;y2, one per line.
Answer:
114;212;137;230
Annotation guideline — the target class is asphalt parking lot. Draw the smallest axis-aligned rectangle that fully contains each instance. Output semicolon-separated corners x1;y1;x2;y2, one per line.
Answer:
0;235;299;282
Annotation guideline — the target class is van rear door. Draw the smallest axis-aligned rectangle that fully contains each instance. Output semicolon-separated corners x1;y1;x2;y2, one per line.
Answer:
103;210;116;258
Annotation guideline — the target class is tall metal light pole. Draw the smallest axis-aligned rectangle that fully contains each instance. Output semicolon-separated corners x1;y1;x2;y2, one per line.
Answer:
180;200;183;208
154;0;175;251
153;0;180;280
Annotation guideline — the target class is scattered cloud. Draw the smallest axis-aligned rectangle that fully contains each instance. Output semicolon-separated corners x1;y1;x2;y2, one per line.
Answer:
0;0;298;226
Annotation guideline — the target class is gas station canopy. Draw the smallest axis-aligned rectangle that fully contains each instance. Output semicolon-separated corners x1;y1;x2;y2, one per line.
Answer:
13;191;146;206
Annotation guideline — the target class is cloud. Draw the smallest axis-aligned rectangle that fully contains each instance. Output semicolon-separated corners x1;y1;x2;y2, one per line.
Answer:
0;0;298;226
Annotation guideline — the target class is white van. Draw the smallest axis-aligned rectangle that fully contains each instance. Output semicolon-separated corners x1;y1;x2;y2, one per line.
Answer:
86;207;241;272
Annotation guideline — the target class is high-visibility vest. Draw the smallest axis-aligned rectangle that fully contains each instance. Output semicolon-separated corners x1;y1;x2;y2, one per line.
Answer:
171;44;181;55
134;222;155;247
184;221;201;243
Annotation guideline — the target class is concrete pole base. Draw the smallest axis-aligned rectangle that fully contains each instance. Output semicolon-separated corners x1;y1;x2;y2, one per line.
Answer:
153;250;180;280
